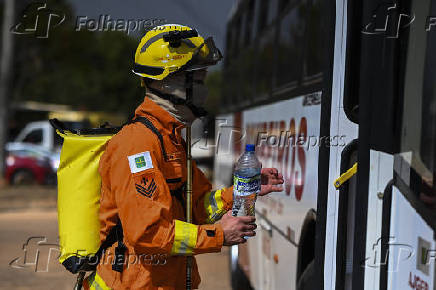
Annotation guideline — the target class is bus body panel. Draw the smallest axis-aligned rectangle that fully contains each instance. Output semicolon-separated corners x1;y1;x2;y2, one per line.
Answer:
216;93;323;288
364;151;394;290
213;113;236;189
387;186;435;290
243;93;322;289
243;93;321;240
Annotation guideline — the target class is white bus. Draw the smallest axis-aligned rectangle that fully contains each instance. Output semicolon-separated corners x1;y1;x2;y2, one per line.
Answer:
213;0;436;289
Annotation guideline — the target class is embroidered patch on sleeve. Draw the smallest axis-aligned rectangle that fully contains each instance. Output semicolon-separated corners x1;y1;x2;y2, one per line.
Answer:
135;175;157;198
128;151;153;173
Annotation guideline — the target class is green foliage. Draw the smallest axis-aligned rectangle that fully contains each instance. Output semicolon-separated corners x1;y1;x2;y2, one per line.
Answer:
12;0;143;116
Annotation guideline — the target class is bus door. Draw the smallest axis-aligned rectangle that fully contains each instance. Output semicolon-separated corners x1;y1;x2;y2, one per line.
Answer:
349;0;436;289
351;0;436;290
381;0;436;286
334;140;358;290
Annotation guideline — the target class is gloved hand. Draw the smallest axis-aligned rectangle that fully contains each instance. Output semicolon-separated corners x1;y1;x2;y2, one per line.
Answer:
218;211;256;246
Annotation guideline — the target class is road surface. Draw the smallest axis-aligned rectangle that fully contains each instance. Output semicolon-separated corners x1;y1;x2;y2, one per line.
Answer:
0;186;231;290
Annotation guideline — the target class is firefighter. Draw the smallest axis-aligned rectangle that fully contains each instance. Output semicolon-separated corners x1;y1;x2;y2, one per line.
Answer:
84;24;284;290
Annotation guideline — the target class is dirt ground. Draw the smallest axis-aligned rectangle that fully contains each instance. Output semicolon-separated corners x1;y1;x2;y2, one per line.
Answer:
0;186;231;290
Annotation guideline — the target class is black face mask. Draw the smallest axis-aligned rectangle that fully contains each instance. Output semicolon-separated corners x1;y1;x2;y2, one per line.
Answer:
146;86;209;118
146;69;210;118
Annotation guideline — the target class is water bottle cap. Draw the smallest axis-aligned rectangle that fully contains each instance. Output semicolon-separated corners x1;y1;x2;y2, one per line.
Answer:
245;144;255;152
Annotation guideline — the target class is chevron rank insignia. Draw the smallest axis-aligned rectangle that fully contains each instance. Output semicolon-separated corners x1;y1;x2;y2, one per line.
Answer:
135;175;157;198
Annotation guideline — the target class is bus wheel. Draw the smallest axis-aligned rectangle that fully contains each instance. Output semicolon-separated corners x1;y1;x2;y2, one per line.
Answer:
297;261;315;290
230;262;252;290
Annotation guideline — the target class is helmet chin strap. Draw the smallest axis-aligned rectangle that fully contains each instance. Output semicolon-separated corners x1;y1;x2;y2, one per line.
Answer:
146;86;208;118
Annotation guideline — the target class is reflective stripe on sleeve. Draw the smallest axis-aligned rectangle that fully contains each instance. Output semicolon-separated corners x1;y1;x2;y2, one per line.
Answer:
86;271;111;290
171;220;198;255
204;189;226;223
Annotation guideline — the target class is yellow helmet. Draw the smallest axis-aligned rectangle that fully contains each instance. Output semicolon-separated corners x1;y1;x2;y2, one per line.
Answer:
133;24;222;80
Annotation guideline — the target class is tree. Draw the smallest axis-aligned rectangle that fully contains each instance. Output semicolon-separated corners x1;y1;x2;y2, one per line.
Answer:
11;0;143;116
0;0;15;185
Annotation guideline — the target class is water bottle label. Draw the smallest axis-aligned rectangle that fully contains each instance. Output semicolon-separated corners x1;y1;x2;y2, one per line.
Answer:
233;174;261;196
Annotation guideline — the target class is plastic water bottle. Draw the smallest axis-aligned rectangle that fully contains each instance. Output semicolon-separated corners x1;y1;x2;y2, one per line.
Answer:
232;144;261;217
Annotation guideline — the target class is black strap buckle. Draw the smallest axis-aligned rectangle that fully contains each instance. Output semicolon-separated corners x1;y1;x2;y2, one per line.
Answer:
112;243;127;273
163;29;198;48
112;220;126;272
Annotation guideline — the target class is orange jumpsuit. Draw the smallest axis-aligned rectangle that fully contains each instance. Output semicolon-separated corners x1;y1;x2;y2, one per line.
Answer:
85;96;233;290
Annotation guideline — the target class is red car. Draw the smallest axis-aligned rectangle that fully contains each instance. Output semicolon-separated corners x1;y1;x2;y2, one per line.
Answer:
5;150;55;185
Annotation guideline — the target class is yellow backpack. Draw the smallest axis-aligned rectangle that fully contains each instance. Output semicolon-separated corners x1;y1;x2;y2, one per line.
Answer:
51;117;167;274
51;119;117;273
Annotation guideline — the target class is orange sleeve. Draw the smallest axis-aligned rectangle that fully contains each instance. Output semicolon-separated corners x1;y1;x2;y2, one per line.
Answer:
191;161;233;224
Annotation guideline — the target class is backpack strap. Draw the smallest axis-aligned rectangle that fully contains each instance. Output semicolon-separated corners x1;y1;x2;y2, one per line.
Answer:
131;116;186;211
129;116;168;162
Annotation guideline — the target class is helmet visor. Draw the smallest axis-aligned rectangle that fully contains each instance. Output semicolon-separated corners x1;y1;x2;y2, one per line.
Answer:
184;37;223;71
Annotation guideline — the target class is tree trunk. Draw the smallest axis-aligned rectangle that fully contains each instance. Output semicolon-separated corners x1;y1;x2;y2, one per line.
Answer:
0;0;15;186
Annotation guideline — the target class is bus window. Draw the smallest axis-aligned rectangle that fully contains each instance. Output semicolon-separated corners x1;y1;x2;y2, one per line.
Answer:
419;24;436;176
244;0;256;45
223;12;241;108
278;0;290;13
225;23;233;62
396;0;436;215
257;0;269;33
276;5;305;90
233;16;242;58
304;0;323;82
268;0;279;26
256;0;278;35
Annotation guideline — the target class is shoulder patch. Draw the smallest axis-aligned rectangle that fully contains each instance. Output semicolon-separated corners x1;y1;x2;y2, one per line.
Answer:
128;151;153;173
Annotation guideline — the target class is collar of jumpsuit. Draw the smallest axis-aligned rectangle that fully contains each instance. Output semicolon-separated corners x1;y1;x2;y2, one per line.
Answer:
145;92;197;127
134;93;186;137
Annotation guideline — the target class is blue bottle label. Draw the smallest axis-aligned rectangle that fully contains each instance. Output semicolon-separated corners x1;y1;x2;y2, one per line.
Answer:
233;174;261;196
